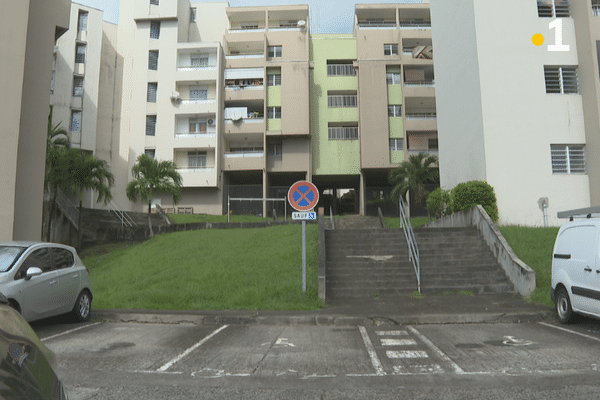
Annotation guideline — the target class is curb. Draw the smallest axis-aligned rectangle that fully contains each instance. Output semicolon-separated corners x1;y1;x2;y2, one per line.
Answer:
90;310;553;326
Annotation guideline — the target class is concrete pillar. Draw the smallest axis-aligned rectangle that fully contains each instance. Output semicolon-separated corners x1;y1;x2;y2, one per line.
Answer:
359;171;366;216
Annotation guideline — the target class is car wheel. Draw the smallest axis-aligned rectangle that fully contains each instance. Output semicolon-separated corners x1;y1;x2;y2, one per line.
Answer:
556;287;573;324
72;290;91;322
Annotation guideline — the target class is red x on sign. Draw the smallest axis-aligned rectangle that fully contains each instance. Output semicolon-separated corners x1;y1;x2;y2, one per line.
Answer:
288;181;319;212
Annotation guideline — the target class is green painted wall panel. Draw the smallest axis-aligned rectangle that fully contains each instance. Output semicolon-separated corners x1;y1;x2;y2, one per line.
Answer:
267;118;281;131
390;150;404;164
267;86;281;106
388;118;404;138
387;85;403;104
327;107;359;122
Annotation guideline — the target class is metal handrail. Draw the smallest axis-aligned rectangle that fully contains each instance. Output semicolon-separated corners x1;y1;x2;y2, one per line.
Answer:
399;195;420;294
330;206;335;230
55;188;80;230
108;200;137;227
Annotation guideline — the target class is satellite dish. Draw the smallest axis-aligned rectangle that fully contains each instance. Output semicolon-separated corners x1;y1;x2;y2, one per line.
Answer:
232;112;242;121
538;197;549;211
298;20;306;26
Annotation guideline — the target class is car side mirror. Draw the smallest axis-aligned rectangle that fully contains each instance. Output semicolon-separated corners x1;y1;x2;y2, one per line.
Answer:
25;267;43;281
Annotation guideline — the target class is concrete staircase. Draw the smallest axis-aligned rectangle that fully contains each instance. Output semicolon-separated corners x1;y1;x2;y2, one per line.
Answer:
325;225;514;300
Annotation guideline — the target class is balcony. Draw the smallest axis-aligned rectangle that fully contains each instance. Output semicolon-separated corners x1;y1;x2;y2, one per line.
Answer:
357;20;396;29
405;113;437;131
223;151;264;171
399;19;431;29
177;167;217;187
225;84;265;101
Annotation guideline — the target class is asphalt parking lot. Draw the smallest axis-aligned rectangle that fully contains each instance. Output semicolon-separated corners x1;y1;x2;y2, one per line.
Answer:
33;317;600;399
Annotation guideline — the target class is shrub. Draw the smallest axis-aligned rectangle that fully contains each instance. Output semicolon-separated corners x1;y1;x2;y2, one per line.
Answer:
450;180;499;222
426;188;452;219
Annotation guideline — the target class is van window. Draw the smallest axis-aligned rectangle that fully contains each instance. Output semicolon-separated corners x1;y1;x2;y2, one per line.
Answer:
559;225;596;261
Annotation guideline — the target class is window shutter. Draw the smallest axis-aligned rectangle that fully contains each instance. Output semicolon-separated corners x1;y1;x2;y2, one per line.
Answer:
147;82;158;102
149;51;159;70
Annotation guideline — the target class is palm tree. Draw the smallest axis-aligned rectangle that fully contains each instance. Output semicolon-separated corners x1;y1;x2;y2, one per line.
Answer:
126;154;183;237
67;150;115;249
388;152;440;215
47;105;70;149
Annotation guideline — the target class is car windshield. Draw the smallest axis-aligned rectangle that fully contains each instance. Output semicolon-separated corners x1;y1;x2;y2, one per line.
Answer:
0;246;26;273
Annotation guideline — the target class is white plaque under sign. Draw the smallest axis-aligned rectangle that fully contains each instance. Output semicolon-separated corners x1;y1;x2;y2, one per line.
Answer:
292;212;316;220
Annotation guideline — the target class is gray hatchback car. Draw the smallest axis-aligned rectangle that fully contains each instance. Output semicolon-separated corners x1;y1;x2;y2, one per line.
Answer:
0;242;92;323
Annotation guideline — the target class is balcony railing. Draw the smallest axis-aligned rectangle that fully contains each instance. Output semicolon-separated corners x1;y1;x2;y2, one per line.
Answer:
175;131;216;138
224;150;264;158
328;127;358;140
178;166;215;172
177;65;217;71
228;27;266;33
405;113;437;120
399;20;431;29
224;117;264;123
357;21;396;28
225;84;264;91
407;149;438;156
404;81;435;87
327;64;356;76
180;98;216;104
226;53;264;59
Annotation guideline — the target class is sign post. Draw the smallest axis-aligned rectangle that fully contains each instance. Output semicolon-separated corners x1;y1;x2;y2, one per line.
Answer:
288;181;319;292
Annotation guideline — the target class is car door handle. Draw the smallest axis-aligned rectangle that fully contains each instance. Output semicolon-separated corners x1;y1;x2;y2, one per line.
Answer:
49;280;57;285
584;267;592;272
72;274;79;279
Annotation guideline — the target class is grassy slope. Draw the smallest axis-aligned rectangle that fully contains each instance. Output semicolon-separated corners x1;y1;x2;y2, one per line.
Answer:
83;224;323;311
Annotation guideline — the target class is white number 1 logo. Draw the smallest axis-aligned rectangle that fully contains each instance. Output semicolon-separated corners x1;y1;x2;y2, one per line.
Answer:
548;19;570;52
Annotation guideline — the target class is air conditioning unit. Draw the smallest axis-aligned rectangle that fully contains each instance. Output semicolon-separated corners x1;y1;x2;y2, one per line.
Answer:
170;91;180;100
207;118;215;126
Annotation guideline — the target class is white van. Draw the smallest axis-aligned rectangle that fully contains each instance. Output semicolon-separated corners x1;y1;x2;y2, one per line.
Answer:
552;207;600;324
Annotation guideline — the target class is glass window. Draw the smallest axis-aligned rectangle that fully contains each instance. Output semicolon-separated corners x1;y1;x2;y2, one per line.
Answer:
191;55;209;67
544;66;578;94
148;50;159;70
267;107;281;119
73;76;84;97
268;45;282;58
384;44;399;56
51;248;74;270
267;74;281;86
150;0;159;5
551;144;585;174
77;11;88;32
147;82;157;102
387;72;401;85
146;115;156;136
145;149;156;159
150;21;161;39
190;8;197;22
389;138;403;151
0;246;26;273
189;85;208;100
188;151;207;168
268;143;282;156
16;248;52;279
388;105;402;117
75;44;86;64
71;110;82;132
189;119;207;133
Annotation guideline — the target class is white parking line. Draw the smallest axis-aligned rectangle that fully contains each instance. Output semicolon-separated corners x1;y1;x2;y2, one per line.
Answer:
358;326;386;376
539;322;600;343
40;322;103;342
381;339;417;346
376;330;409;336
407;326;465;374
157;325;228;372
386;350;428;358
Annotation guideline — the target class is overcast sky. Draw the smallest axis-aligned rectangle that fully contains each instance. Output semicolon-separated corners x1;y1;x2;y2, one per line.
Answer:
73;0;422;34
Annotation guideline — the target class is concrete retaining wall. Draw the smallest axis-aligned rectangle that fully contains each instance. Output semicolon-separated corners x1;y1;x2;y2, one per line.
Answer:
420;205;536;296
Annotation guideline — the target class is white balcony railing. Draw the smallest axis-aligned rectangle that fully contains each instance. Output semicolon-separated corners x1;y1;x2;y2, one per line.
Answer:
178;166;216;172
226;53;264;59
225;85;264;91
175;132;216;138
180;98;216;104
405;113;437;120
224;117;264;124
404;81;435;87
407;149;438;156
228;28;266;33
357;21;396;28
224;151;264;158
177;65;217;71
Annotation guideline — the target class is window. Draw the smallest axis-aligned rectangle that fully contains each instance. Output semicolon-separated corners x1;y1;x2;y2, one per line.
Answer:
50;70;55;94
537;0;570;18
73;76;84;97
77;11;88;32
594;0;600;16
150;0;159;5
189;85;207;100
327;63;356;76
267;73;281;86
189;118;207;133
328;94;357;108
384;44;399;56
328;126;358;140
191;54;209;67
70;110;82;132
390;139;403;151
16;248;52;279
145;149;156;159
242;22;259;30
51;248;74;270
268;45;282;58
150;21;161;39
148;50;159;70
188;151;207;168
75;44;86;64
190;8;197;22
544;66;578;93
551;144;585;174
388;105;402;117
147;82;157;102
428;138;438;149
268;142;282;156
387;72;401;85
267;107;281;119
146;115;156;136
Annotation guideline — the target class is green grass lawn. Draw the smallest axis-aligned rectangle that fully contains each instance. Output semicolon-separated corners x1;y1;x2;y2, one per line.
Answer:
168;214;274;224
81;224;324;311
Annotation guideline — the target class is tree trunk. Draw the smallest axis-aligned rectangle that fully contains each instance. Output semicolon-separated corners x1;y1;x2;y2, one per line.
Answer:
148;202;154;238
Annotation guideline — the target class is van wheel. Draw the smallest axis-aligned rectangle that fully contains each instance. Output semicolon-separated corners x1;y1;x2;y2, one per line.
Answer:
556;287;573;324
72;290;91;322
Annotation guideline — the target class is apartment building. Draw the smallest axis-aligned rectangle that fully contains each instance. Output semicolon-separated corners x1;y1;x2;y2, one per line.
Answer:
430;0;600;226
50;3;123;209
311;3;436;216
1;0;70;241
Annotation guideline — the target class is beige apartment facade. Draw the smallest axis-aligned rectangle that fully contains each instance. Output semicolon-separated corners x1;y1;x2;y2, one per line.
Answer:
1;0;70;241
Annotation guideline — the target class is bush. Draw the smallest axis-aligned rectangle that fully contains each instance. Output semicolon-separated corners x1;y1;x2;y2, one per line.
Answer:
450;180;499;222
426;188;452;219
